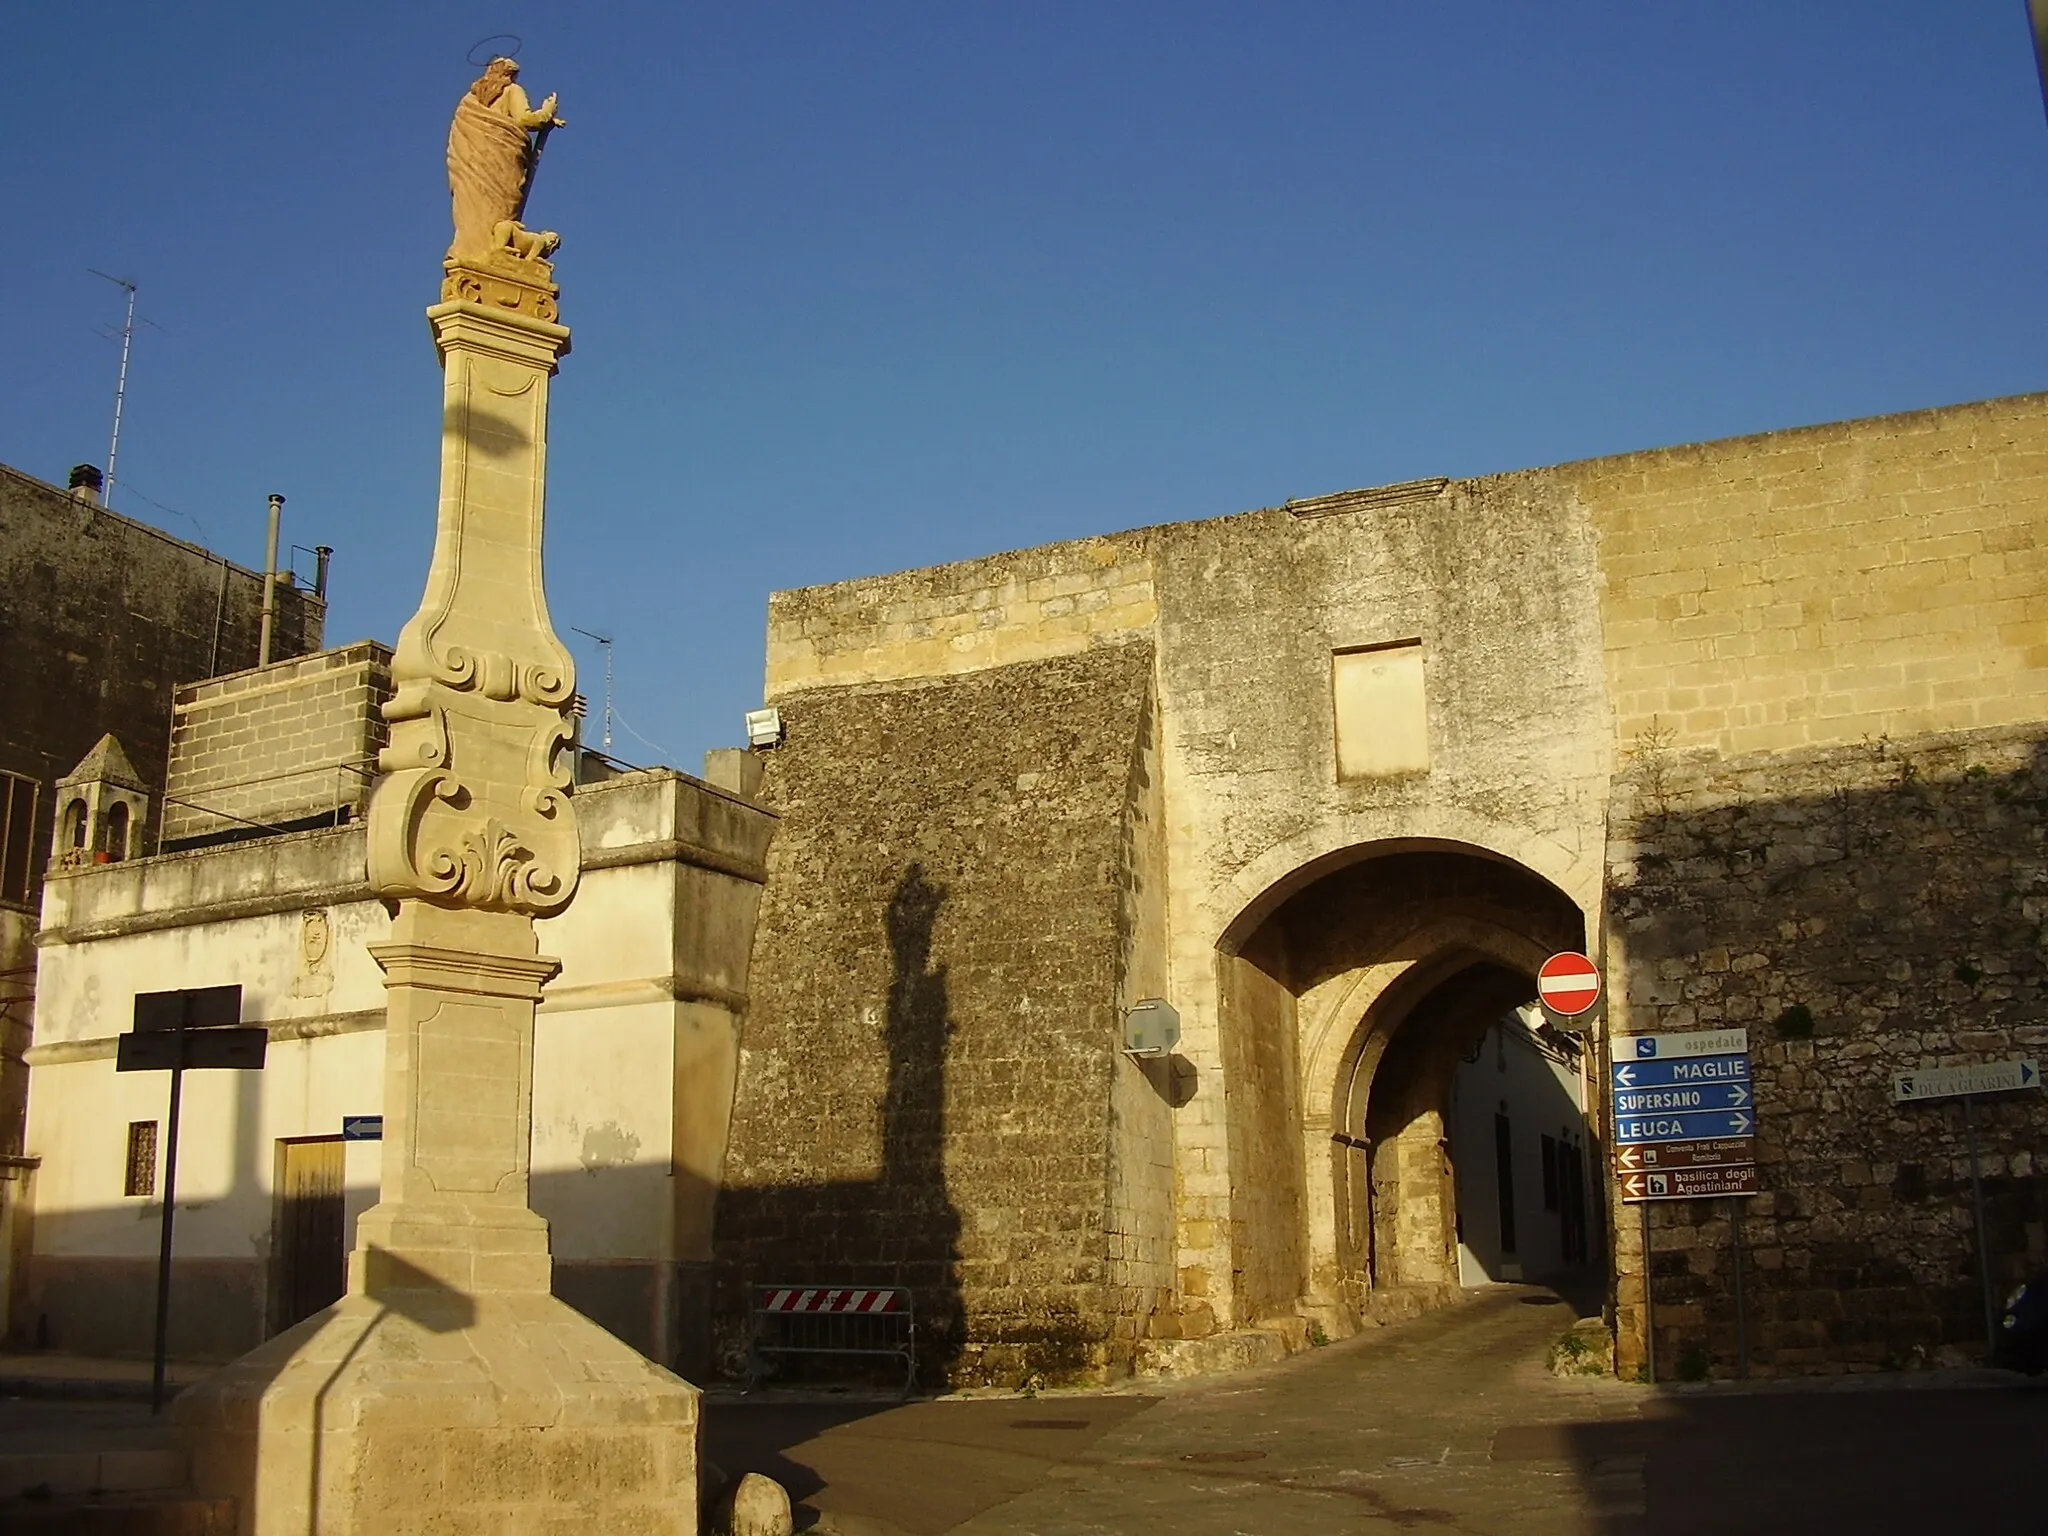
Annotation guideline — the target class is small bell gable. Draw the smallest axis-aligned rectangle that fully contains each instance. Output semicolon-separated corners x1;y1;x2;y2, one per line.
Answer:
52;734;152;868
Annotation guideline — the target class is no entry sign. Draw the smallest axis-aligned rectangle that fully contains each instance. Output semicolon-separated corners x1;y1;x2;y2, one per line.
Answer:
1536;951;1601;1016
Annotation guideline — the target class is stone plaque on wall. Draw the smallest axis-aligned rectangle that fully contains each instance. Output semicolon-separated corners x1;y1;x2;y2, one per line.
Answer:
1333;641;1429;780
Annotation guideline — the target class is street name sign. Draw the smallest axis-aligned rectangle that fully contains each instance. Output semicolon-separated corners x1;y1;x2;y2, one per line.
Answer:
1892;1059;2039;1104
1536;952;1602;1016
1614;1028;1748;1061
134;984;242;1032
1611;1054;1748;1088
117;1026;269;1073
1621;1165;1759;1201
1616;1137;1755;1172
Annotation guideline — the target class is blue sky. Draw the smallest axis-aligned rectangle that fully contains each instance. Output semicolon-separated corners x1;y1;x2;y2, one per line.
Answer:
9;3;2048;769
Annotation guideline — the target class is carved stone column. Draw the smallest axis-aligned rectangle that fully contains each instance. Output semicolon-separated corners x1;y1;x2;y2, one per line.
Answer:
174;255;702;1536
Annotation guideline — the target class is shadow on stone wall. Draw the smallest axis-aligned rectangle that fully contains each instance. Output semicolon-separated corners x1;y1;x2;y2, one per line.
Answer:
1611;727;2048;1377
710;861;965;1386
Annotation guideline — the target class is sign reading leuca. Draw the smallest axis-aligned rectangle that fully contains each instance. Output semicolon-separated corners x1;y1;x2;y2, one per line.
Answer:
1892;1059;2039;1104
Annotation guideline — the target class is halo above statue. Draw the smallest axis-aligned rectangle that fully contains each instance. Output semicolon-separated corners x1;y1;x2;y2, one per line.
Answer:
465;33;523;67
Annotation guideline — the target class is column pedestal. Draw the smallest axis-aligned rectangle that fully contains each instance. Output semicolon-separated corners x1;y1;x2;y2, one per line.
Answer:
173;253;702;1533
174;906;700;1534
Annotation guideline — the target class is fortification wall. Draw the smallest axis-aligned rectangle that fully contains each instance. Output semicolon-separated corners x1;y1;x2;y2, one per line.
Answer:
741;390;2048;1379
721;644;1161;1386
764;532;1154;696
1606;723;2048;1377
1578;392;2048;757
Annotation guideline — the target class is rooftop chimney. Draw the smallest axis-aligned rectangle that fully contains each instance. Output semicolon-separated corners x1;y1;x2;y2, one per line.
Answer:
68;464;104;506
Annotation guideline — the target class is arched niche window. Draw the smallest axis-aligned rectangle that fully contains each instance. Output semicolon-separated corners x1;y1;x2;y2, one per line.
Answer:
104;801;131;862
62;798;88;851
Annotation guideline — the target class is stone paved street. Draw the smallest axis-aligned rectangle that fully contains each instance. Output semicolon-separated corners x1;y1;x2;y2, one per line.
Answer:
706;1285;2047;1535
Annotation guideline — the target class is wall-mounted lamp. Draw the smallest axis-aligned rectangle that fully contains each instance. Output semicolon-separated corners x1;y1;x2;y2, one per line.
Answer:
744;707;785;749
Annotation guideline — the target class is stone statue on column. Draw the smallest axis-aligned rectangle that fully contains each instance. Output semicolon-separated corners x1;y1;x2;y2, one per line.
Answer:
175;65;704;1536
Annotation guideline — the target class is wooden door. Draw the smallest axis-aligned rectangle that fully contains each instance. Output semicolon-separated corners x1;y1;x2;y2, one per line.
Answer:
272;1136;346;1333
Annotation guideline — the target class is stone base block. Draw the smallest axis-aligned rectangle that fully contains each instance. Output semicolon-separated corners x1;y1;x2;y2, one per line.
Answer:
171;1289;698;1536
1134;1327;1289;1380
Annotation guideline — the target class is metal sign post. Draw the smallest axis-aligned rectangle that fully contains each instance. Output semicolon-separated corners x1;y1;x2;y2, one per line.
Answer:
1963;1094;1996;1363
1891;1059;2038;1364
1641;1202;1655;1385
1613;1029;1758;1382
1731;1194;1748;1379
117;986;265;1412
152;1041;187;1416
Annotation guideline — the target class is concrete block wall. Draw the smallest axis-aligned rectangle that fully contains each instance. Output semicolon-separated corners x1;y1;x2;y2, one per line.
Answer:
162;643;392;845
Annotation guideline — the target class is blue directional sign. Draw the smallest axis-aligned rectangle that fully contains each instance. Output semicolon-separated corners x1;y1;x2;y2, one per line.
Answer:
1615;1108;1755;1145
1612;1081;1752;1115
1611;1054;1748;1090
342;1115;384;1142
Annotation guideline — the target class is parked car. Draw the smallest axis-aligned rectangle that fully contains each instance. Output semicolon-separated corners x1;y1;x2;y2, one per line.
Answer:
1995;1274;2048;1375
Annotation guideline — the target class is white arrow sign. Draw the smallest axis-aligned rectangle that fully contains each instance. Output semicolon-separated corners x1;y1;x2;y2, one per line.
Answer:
1893;1058;2039;1103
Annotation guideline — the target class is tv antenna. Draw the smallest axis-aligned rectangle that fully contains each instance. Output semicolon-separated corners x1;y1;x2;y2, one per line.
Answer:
571;627;614;753
88;269;139;511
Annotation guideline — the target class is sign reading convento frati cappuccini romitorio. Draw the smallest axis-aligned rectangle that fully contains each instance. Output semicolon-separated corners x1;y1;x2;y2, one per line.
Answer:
1611;1028;1758;1202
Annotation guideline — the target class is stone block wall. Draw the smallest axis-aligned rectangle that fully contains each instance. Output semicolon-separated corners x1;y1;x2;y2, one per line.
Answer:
161;644;392;846
765;532;1155;695
1607;722;2048;1376
719;643;1162;1385
0;463;324;862
1580;393;2048;758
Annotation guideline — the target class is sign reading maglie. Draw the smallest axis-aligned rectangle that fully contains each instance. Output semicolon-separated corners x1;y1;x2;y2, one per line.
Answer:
1611;1055;1748;1088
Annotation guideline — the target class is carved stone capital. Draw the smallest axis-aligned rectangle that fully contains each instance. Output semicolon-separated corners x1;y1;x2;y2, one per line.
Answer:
442;251;562;325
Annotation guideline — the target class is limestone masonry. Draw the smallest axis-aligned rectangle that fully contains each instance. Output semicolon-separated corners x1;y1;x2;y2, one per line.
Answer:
728;392;2048;1384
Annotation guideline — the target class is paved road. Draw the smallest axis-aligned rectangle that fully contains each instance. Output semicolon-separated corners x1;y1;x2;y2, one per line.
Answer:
706;1285;2046;1535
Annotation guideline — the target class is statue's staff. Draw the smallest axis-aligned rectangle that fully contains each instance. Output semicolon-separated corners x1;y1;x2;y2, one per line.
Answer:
516;109;566;226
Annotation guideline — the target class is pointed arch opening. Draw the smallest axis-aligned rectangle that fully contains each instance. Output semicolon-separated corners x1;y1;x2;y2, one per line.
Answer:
1214;840;1599;1333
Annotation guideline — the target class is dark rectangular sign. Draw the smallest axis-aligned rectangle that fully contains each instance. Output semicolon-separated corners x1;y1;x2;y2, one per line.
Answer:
116;1027;268;1073
1620;1163;1759;1203
1615;1136;1754;1172
133;985;243;1032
